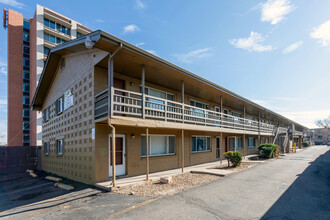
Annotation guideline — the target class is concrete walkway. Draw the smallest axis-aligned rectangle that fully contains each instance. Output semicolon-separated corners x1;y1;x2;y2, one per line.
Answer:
96;154;264;191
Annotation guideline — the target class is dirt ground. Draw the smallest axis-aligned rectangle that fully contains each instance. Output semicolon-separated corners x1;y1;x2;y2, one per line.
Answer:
113;172;221;197
210;161;261;172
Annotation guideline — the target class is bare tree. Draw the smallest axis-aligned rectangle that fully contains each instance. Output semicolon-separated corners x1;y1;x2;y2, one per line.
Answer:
315;116;330;145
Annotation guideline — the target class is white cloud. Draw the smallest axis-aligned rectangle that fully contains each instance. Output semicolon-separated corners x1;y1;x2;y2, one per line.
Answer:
135;42;145;47
0;99;6;105
0;57;6;75
145;50;156;55
173;48;213;63
310;20;330;47
0;67;6;75
0;0;23;9
282;41;303;54
123;24;140;34
279;109;330;128
96;19;105;23
0;132;7;145
261;0;295;25
229;32;274;52
135;0;146;9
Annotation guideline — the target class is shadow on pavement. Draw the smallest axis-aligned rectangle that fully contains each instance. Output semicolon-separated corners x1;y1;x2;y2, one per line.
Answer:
262;149;330;219
0;171;102;218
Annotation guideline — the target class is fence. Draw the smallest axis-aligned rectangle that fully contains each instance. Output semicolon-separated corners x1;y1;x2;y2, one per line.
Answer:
0;146;42;174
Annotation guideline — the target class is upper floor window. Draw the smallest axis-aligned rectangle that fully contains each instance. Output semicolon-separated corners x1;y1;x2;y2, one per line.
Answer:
44;33;56;44
23;58;30;67
44;18;49;27
77;32;84;38
56;139;64;155
23;83;30;92
56;96;64;115
192;136;211;153
23;110;30;117
23;96;30;105
44;47;50;55
232;112;242;118
190;100;209;110
23;122;30;130
23;20;30;29
43;107;50;122
23;32;29;41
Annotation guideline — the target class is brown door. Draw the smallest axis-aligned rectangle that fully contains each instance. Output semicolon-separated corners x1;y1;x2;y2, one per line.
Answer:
109;135;125;176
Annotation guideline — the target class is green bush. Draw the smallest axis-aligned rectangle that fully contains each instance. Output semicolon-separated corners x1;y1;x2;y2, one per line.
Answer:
302;142;309;147
257;143;280;158
224;151;242;167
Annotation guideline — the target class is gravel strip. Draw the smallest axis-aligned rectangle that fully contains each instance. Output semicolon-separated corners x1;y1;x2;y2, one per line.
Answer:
210;162;261;172
113;173;220;197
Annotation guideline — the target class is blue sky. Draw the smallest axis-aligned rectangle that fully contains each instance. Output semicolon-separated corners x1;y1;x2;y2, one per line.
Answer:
0;0;330;144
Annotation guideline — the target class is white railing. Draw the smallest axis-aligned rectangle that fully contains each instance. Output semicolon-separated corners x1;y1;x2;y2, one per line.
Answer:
95;88;277;134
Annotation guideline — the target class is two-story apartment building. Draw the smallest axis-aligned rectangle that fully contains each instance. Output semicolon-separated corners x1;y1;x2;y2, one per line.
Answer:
31;30;307;185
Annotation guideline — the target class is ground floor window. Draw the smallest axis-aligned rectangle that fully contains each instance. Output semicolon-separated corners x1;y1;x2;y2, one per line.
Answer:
43;142;49;155
248;137;256;148
192;136;211;153
141;135;175;157
228;136;243;150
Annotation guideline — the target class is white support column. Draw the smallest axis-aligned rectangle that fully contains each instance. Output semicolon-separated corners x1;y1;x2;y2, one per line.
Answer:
146;128;149;180
141;65;145;119
181;80;184;123
108;54;114;117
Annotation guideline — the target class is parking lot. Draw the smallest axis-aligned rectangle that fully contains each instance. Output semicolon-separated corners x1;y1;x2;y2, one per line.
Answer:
0;171;150;219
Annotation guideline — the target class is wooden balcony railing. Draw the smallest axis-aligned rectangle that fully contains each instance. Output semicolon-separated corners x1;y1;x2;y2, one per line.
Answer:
95;88;278;134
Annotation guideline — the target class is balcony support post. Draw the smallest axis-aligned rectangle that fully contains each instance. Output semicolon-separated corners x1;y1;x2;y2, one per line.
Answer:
146;128;149;180
181;80;184;123
108;54;114;117
220;96;223;127
141;65;145;119
181;129;184;172
243;105;246;131
243;134;246;159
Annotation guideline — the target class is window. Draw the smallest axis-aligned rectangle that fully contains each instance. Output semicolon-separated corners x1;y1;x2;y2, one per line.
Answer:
56;23;61;31
232;112;242;118
23;96;30;105
77;32;84;38
236;137;243;149
49;35;55;43
192;136;211;153
248;137;256;148
23;110;30;117
56;139;64;155
141;135;175;157
23;58;30;67
23;83;30;92
66;28;71;36
23;122;30;130
23;20;30;29
228;136;243;150
190;100;209;110
44;18;49;27
23;71;30;80
23;135;29;143
56;97;63;115
43;142;49;155
50;20;55;29
43;107;50;122
44;47;50;55
23;32;29;41
23;46;29;54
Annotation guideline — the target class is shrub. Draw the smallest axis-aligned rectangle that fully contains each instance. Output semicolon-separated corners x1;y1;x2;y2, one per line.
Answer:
257;143;280;158
224;151;242;167
302;142;309;147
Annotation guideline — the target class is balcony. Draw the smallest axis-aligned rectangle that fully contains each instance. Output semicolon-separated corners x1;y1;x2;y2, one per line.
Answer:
95;88;277;135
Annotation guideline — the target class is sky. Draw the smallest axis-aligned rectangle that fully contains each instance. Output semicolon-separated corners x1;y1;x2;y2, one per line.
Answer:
0;0;330;144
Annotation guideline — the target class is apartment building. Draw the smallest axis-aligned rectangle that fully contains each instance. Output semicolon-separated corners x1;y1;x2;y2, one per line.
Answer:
3;5;92;146
31;31;307;185
311;128;329;145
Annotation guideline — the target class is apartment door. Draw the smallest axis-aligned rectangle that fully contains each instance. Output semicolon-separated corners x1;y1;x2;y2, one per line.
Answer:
228;137;236;151
109;134;126;177
216;137;221;160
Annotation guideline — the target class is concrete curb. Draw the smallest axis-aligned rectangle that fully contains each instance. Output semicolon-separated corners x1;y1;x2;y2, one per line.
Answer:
54;183;74;190
45;176;62;182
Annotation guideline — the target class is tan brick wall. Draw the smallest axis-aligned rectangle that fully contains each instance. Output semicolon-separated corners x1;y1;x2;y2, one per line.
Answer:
41;51;96;184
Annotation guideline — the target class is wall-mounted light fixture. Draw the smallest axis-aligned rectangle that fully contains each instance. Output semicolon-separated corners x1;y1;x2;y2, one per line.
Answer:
130;82;134;86
131;134;135;139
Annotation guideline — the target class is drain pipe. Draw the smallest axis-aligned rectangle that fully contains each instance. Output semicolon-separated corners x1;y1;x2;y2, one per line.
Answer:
107;43;123;188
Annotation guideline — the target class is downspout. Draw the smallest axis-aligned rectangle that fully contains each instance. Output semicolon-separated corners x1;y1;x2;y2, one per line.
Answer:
107;43;123;187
